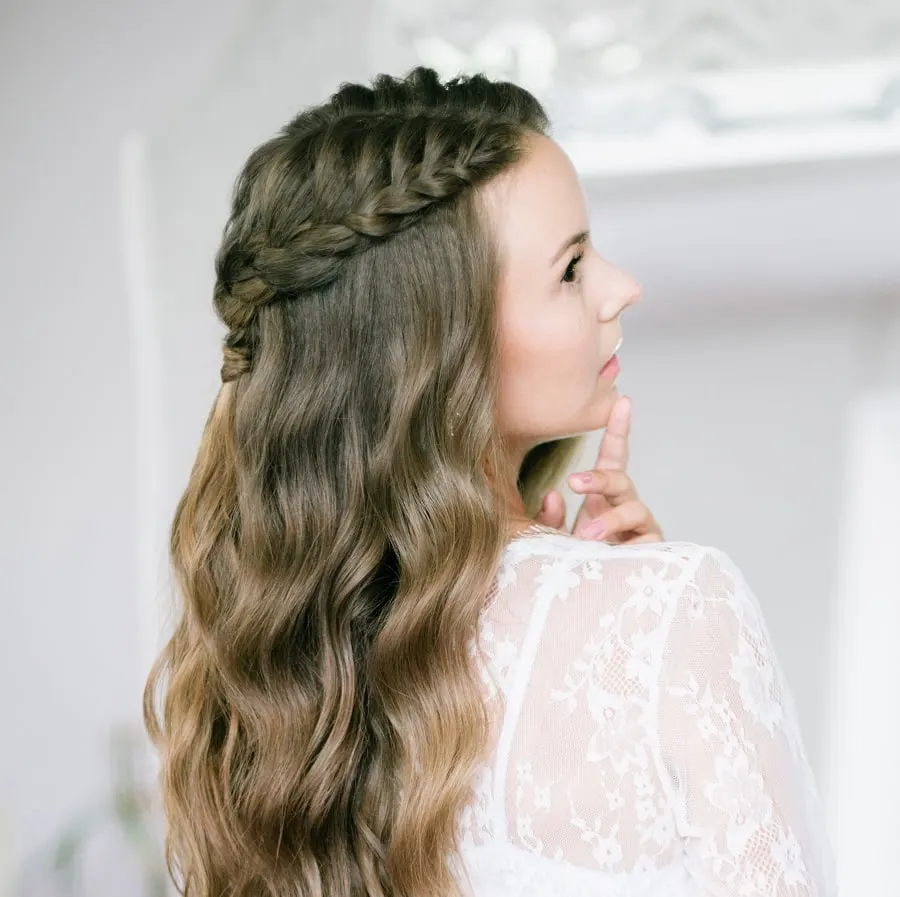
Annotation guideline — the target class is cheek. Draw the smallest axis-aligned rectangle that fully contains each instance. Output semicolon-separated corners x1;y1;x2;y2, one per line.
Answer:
502;309;596;379
498;313;598;415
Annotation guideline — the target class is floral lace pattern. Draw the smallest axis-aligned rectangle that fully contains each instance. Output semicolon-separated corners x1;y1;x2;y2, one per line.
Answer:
456;532;836;897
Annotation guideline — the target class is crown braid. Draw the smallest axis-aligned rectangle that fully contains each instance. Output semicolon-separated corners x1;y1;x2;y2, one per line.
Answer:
213;69;546;383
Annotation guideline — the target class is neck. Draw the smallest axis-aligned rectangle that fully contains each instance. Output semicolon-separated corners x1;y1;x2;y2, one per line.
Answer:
484;441;540;539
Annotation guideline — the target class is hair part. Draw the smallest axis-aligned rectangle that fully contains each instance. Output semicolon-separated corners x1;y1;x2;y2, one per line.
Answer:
144;66;585;897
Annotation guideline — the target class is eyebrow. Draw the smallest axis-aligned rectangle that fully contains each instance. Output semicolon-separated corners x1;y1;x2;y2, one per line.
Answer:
550;230;589;266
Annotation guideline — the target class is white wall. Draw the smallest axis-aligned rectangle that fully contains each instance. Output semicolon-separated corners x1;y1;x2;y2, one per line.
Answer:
0;1;246;892
2;1;898;894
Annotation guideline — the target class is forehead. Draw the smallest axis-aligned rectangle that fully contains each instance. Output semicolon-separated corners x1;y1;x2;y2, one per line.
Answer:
481;133;589;258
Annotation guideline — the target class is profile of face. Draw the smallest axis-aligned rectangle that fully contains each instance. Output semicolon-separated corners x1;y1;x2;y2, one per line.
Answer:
484;133;642;465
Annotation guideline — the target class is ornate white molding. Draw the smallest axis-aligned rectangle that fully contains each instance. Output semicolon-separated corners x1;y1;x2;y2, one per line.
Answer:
562;58;900;176
384;1;900;175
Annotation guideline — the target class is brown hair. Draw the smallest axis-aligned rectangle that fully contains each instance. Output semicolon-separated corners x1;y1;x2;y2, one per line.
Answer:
143;66;586;897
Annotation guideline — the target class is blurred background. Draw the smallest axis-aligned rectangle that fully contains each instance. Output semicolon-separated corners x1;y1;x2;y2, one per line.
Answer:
2;0;899;894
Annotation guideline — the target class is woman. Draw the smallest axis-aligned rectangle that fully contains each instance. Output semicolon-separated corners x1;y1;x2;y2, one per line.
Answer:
144;67;836;897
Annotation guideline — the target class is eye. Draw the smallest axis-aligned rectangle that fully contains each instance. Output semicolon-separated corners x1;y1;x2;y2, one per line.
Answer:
562;252;584;285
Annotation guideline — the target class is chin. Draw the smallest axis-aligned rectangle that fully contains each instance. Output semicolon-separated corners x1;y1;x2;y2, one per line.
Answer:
590;390;620;429
554;405;617;441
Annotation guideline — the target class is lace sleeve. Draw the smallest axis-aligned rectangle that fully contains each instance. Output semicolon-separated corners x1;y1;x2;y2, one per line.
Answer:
655;547;837;896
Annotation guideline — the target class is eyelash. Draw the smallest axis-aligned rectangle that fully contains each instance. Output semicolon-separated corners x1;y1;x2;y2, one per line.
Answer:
563;251;584;285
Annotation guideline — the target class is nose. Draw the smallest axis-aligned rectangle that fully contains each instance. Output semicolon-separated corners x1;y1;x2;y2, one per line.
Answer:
600;261;642;321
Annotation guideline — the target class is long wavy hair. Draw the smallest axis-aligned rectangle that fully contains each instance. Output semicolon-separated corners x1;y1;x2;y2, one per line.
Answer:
143;66;586;897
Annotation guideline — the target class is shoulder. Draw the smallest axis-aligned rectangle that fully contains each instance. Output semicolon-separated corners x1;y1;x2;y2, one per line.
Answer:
499;531;722;593
502;528;712;564
495;532;741;629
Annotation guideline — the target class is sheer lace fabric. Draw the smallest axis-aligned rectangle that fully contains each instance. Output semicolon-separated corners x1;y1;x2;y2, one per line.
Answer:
455;530;836;897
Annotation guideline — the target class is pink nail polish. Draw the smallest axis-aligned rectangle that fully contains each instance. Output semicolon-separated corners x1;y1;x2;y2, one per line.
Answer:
583;519;606;538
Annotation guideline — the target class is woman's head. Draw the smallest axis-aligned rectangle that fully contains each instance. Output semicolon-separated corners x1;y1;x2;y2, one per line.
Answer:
144;67;638;897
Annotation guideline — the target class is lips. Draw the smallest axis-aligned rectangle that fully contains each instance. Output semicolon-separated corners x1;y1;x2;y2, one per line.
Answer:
601;335;623;371
599;355;620;378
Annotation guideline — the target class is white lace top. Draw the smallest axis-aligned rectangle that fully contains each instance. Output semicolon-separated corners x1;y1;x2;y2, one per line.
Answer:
455;528;837;897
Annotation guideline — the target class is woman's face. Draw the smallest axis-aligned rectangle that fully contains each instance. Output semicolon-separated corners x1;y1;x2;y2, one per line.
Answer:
484;133;642;464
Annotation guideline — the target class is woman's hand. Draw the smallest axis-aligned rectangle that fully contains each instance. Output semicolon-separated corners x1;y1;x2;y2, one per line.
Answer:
534;396;664;545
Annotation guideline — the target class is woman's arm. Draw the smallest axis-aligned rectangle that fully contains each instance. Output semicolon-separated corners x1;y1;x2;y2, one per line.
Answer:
653;547;837;896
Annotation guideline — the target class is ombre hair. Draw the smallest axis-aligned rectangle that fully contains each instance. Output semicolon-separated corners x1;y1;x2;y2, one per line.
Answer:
143;66;585;897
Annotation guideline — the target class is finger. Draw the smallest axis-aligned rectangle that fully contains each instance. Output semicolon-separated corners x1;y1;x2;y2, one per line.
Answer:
567;469;637;538
595;396;631;470
605;500;657;535
575;499;655;540
567;469;638;505
534;490;566;531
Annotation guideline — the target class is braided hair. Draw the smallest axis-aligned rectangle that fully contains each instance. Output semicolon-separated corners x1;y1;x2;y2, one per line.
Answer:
214;66;549;383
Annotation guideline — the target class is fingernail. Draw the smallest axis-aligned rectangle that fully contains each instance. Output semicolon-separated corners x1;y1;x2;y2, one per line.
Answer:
583;519;606;538
615;398;630;421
